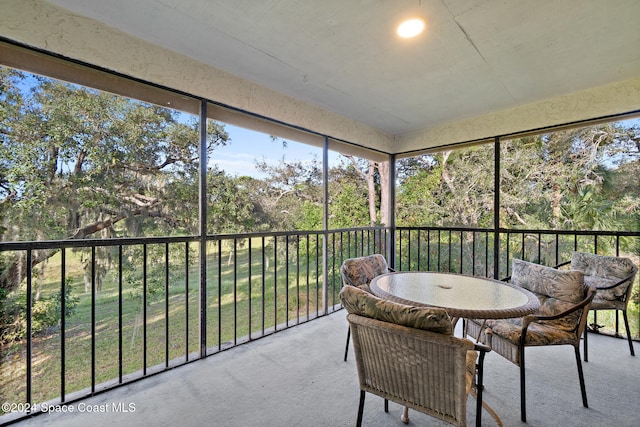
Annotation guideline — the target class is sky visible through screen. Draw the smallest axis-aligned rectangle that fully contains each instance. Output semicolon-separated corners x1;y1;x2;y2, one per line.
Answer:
211;124;342;179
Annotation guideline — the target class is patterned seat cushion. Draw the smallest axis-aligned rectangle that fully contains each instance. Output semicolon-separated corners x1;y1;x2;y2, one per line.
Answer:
340;254;389;292
484;259;585;345
485;316;579;346
571;252;636;301
339;285;452;335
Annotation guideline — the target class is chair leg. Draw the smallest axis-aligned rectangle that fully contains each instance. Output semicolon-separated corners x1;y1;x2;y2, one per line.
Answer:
583;324;589;362
475;351;486;427
384;399;388;413
344;326;350;362
574;346;589;408
356;390;366;427
519;346;527;422
622;311;635;357
401;406;409;424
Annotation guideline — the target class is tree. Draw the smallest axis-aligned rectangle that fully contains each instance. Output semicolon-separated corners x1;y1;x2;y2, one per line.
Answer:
396;121;639;235
337;156;391;227
0;70;229;293
397;146;495;228
252;156;324;231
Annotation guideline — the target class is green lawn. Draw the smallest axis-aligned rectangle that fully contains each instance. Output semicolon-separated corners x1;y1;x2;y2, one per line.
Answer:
1;239;333;408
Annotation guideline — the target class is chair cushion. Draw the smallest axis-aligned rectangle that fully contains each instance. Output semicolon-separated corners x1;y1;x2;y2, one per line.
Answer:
339;285;452;335
571;252;636;301
484;317;578;346
340;254;389;291
511;259;584;331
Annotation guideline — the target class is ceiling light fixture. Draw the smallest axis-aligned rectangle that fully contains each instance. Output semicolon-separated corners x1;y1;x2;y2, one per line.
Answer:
397;18;425;38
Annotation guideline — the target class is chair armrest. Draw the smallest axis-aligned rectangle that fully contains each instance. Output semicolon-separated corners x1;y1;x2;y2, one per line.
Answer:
553;260;571;269
388;267;396;272
474;342;491;354
592;273;635;291
521;286;596;328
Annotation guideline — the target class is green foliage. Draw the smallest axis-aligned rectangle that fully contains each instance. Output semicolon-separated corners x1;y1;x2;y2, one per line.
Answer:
329;182;369;228
0;280;79;344
0;70;227;243
294;200;322;231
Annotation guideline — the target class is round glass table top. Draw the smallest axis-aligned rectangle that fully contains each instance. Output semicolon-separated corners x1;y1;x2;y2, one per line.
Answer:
370;271;539;319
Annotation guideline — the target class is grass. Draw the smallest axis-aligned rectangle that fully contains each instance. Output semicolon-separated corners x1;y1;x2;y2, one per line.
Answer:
1;239;336;410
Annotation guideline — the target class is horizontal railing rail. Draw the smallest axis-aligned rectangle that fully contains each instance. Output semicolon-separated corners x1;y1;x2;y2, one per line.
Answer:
1;225;638;425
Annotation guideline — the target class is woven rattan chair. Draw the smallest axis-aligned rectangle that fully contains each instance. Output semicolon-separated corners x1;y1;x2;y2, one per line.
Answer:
561;252;638;361
339;254;393;361
340;285;492;427
466;259;595;422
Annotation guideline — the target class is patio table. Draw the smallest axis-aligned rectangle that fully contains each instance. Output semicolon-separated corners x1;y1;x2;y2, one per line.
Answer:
369;271;539;325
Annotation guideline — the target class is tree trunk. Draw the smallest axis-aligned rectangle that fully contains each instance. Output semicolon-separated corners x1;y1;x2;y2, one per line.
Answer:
0;249;56;293
367;162;377;226
378;161;391;226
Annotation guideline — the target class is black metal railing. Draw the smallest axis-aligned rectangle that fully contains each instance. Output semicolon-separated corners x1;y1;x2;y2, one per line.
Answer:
1;225;638;425
396;226;640;340
0;227;388;424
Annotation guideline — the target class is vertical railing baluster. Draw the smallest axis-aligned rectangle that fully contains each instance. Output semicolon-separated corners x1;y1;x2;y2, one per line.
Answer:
165;242;169;368
248;237;252;340
448;231;452;272
537;233;541;263
274;237;278;331
60;248;66;402
26;250;32;410
366;229;371;254
427;230;431;271
417;229;421;271
142;244;147;376
118;245;123;381
459;231;463;274
615;236;621;335
316;233;320;316
296;235;300;324
91;245;97;391
407;229;411;271
485;231;489;277
506;232;510;277
336;232;342;306
233;239;238;346
306;234;310;320
184;242;189;362
472;232;477;276
437;230;442;272
261;237;266;336
285;235;289;327
217;239;222;350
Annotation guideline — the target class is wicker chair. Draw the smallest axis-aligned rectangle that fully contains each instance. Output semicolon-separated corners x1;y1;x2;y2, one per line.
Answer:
340;285;492;427
466;259;595;422
339;254;393;361
563;252;638;361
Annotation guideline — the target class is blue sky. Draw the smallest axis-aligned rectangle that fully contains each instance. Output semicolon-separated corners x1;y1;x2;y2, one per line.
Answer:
211;124;342;178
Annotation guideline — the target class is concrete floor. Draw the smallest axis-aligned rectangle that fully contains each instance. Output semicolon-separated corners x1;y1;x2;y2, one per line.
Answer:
6;312;640;427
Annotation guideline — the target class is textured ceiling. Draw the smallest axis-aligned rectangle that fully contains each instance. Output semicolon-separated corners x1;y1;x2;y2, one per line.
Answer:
46;0;640;137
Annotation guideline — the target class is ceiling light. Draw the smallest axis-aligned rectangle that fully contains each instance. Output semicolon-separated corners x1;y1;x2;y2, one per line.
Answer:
397;18;425;38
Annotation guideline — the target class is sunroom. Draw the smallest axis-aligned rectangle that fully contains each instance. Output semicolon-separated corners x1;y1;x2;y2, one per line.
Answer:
1;1;639;426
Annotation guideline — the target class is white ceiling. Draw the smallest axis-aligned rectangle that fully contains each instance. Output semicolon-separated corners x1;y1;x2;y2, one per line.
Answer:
46;0;640;138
